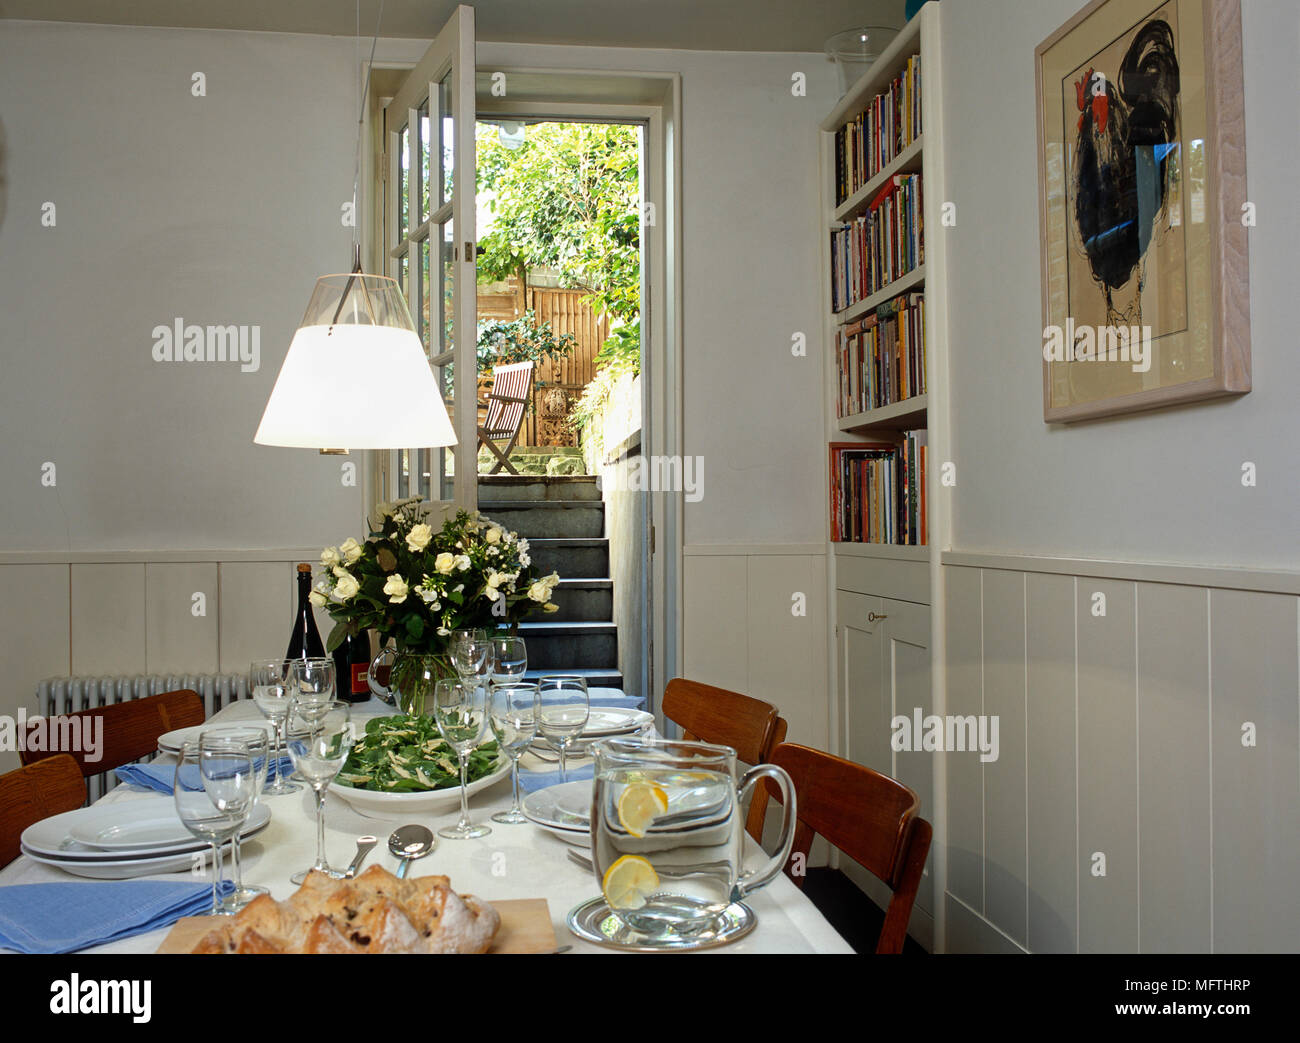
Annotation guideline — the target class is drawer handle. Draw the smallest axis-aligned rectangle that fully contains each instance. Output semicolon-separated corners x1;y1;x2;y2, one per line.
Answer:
868;612;888;622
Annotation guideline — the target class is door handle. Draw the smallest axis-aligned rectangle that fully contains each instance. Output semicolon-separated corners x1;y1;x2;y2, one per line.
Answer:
868;612;888;622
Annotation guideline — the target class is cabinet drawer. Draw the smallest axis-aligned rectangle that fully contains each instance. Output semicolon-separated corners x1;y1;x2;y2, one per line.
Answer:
835;554;929;604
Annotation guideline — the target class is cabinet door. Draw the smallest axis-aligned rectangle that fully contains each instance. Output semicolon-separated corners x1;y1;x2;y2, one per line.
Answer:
881;599;933;917
838;590;888;775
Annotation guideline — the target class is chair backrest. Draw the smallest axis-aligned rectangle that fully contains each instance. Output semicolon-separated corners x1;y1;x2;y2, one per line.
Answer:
0;755;87;868
19;688;205;776
482;361;535;438
769;743;932;954
662;678;783;844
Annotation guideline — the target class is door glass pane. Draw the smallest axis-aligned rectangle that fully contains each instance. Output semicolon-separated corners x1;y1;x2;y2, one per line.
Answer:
440;73;454;205
420;238;432;357
441;218;455;356
399;124;410;239
419;103;431;223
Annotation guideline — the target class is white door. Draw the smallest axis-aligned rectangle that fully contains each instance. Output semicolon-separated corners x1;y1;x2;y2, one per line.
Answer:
378;4;477;512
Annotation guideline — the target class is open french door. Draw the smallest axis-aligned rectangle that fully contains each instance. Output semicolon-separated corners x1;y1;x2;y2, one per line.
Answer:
377;5;477;513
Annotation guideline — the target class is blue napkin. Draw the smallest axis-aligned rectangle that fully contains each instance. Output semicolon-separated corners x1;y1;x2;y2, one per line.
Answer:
0;879;234;954
115;757;292;794
518;762;593;793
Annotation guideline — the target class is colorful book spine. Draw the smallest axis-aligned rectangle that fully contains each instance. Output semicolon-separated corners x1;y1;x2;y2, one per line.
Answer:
832;55;923;206
830;173;923;313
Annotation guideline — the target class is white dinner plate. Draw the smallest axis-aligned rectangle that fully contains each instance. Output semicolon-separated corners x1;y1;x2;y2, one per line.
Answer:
157;721;276;754
329;757;512;820
23;801;271;861
522;780;593;834
579;709;654;738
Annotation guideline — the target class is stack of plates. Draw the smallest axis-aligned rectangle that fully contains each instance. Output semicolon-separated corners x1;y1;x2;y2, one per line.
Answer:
21;799;271;879
522;776;728;847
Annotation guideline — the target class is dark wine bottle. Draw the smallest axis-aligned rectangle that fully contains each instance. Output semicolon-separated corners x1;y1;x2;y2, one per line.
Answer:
286;563;326;661
333;628;371;704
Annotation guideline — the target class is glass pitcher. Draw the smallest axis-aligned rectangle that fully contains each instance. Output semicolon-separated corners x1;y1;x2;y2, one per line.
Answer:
591;737;796;938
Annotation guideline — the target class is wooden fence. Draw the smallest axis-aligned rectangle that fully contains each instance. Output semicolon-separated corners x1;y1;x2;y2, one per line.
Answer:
476;280;610;448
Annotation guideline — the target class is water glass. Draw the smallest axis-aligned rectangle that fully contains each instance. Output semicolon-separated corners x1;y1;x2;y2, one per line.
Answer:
249;659;299;795
431;678;490;839
488;682;539;825
201;726;270;912
174;741;256;916
537;675;590;784
490;635;528;686
450;629;491;693
285;700;354;884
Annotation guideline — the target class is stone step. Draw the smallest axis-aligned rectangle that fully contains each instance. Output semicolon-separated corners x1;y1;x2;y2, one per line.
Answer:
477;476;600;502
543;578;613;622
480;501;604;540
526;538;609;578
517;620;617;669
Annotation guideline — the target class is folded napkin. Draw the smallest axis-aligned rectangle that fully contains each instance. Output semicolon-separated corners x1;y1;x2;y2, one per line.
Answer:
0;879;234;954
115;757;293;794
518;762;594;793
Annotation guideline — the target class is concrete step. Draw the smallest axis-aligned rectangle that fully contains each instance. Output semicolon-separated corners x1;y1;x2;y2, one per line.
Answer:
517;620;617;669
526;538;609;578
522;666;624;689
480;501;604;540
544;578;613;622
478;476;600;502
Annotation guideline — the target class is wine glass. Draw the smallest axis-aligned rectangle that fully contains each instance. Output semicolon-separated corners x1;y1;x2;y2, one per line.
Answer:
285;700;354;884
450;629;490;694
488;682;539;825
249;659;299;795
289;658;336;719
489;635;527;686
201;726;270;912
174;740;256;916
537;675;590;784
430;678;490;839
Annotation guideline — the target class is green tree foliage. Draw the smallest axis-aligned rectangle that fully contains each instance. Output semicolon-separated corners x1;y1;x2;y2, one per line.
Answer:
476;121;641;393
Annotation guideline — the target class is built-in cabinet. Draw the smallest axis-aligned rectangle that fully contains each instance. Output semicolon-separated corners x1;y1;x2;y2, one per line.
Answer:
821;1;948;951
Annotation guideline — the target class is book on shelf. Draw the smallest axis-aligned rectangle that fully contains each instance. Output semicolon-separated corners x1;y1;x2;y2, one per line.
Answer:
834;54;923;206
830;172;923;313
837;291;926;417
829;432;928;546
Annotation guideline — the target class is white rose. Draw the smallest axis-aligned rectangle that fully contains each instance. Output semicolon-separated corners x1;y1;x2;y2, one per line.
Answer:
486;570;503;589
383;574;409;604
434;552;456;575
485;527;502;545
334;574;360;601
454;554;471;571
339;537;363;563
406;523;433;553
528;580;551;603
309;590;327;608
417;588;440;606
320;547;341;568
332;565;349;579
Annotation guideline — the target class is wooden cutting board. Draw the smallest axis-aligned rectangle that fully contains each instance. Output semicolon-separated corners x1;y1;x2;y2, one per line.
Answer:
157;898;556;953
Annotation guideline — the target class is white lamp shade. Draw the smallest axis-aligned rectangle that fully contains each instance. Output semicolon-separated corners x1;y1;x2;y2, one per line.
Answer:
254;324;457;449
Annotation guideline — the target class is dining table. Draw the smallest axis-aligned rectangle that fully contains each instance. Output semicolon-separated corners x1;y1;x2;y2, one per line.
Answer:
0;697;854;954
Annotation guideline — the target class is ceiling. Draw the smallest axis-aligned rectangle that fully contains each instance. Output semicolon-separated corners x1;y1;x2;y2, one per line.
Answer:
0;0;907;52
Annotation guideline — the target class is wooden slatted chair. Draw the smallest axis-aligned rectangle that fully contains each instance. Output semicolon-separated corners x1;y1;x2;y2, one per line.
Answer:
661;678;783;843
768;743;932;954
18;688;205;777
476;360;535;475
0;755;87;868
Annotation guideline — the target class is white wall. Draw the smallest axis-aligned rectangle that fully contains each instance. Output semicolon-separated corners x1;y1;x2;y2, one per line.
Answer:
0;21;365;554
941;0;1300;570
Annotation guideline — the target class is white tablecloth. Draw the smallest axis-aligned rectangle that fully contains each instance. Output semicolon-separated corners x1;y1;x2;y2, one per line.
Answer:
0;700;852;954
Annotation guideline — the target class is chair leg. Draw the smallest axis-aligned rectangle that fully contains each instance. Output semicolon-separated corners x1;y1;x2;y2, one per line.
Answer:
477;428;518;475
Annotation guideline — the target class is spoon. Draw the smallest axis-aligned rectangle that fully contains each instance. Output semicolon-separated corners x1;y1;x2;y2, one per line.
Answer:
344;835;378;878
388;824;436;879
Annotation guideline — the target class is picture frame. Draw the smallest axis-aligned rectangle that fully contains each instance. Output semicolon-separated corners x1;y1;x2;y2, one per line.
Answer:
1035;0;1250;422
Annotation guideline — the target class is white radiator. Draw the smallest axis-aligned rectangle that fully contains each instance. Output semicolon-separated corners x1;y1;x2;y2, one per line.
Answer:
34;674;250;801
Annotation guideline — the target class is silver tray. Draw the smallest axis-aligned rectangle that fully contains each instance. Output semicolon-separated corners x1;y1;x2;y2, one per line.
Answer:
565;897;756;952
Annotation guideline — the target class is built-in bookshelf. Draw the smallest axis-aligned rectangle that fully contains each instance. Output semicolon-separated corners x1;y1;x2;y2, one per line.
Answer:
822;3;948;556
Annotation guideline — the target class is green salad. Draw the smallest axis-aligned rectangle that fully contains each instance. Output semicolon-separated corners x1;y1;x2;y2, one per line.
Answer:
336;715;500;792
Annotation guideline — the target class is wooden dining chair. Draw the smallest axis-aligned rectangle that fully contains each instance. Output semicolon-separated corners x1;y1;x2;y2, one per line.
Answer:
476;360;535;475
0;755;87;868
18;688;205;777
768;743;932;954
661;678;783;842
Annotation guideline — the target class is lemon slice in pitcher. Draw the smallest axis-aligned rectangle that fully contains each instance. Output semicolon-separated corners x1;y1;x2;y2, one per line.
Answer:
617;782;669;838
602;855;660;910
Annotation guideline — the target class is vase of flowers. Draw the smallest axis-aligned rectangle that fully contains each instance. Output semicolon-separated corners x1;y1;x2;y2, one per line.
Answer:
311;498;559;712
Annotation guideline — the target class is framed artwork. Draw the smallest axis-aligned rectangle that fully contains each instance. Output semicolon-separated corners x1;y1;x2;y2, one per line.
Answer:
1035;0;1250;422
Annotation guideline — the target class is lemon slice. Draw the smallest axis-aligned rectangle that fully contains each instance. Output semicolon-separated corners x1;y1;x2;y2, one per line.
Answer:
617;782;669;838
602;855;660;910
